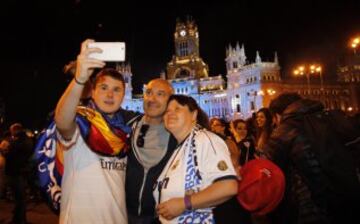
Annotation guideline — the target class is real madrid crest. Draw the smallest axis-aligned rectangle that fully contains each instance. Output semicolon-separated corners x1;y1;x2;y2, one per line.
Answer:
217;160;228;171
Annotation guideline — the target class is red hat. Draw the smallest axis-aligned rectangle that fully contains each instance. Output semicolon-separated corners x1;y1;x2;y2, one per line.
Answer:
237;159;285;215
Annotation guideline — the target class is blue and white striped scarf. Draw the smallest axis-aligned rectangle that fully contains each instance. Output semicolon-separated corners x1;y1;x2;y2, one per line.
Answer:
178;126;215;224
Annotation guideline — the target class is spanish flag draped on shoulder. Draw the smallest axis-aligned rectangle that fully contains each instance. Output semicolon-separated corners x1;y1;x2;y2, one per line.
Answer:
34;100;135;213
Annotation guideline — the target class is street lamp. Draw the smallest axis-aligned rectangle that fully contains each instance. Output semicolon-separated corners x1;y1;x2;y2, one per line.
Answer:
293;65;310;92
310;65;323;91
293;64;323;92
266;88;276;95
350;37;360;54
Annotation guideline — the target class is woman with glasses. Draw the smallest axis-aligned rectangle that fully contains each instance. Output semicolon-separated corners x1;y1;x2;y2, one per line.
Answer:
209;117;240;176
154;95;238;223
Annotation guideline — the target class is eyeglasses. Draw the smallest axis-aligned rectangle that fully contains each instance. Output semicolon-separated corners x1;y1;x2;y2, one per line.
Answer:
136;124;149;148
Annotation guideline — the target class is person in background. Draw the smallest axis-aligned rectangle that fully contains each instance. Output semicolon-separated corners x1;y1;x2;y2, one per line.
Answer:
0;131;10;200
232;117;270;224
2;123;33;224
264;92;333;224
154;95;238;223
255;108;273;153
213;118;254;223
231;119;256;166
210;118;239;170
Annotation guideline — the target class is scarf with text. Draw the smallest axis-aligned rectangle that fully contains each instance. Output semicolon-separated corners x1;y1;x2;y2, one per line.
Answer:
178;126;214;224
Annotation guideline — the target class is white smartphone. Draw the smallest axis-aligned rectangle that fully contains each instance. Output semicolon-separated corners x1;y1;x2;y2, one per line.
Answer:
88;42;125;62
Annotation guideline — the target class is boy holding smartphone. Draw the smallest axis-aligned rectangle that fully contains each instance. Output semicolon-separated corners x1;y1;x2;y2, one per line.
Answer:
54;39;138;224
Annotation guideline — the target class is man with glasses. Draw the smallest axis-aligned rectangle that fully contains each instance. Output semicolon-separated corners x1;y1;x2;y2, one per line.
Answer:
126;78;176;224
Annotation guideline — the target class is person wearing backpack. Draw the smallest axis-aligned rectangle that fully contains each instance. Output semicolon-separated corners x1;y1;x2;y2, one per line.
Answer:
263;92;360;224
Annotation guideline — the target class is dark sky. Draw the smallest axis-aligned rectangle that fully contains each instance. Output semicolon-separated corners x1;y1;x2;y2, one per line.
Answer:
1;0;360;129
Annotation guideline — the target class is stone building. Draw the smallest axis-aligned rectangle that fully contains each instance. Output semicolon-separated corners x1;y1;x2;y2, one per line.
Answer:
122;18;358;119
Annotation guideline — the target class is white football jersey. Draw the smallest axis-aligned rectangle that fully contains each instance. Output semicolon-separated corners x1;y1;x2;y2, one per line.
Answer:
57;127;128;224
153;129;236;224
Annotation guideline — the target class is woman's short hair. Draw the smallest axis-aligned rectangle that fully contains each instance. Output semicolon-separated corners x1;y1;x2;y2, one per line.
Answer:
167;95;209;130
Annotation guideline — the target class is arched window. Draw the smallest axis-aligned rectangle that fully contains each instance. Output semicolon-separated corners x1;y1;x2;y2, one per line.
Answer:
233;61;238;69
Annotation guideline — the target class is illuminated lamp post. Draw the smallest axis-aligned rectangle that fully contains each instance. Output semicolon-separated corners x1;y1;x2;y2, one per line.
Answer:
351;37;360;54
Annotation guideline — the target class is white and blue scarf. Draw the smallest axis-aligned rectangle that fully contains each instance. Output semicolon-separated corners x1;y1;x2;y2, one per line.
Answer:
178;126;214;224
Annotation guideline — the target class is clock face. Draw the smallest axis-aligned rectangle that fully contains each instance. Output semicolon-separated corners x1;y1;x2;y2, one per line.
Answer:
180;30;186;37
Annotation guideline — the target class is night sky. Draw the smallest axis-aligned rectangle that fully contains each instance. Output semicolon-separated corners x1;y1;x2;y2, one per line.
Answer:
1;0;359;129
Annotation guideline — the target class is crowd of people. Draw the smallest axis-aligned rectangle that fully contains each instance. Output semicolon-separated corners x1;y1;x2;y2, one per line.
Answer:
0;123;37;224
1;39;360;224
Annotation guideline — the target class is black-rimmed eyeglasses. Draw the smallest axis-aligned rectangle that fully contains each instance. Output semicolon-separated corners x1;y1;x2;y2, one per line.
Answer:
136;124;149;148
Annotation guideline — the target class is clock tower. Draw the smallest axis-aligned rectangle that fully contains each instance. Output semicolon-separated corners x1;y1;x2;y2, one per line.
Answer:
167;18;209;79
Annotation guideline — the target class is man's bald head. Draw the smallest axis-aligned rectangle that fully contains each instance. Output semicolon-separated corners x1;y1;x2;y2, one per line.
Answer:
146;78;174;94
143;78;174;122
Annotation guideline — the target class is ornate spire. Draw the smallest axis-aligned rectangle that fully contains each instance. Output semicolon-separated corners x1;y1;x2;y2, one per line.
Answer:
236;42;240;51
274;51;279;65
227;43;232;56
240;44;245;57
256;51;262;63
237;43;246;66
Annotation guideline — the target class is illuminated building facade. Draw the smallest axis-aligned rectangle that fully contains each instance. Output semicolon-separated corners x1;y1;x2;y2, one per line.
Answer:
122;18;358;119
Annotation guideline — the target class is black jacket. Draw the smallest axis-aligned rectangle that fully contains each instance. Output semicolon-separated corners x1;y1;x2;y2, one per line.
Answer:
237;137;256;166
4;132;34;176
264;99;331;224
125;120;177;218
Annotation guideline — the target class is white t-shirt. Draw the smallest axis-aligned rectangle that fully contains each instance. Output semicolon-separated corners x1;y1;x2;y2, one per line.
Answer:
58;127;127;224
153;129;236;224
